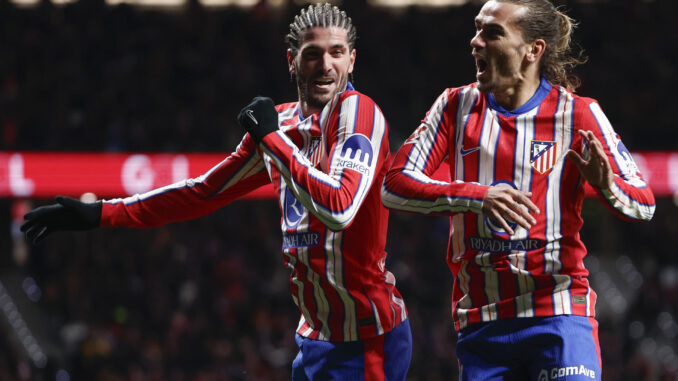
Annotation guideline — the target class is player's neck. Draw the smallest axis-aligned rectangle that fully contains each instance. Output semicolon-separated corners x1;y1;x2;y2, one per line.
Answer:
299;102;321;119
491;73;541;111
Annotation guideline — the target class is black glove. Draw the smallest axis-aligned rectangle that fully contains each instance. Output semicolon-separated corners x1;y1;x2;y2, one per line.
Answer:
237;96;279;143
20;196;102;244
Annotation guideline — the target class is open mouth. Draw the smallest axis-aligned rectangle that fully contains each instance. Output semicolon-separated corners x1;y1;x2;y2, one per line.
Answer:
313;78;335;88
476;57;488;74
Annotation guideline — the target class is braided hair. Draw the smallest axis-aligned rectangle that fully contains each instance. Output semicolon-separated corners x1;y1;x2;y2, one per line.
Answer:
285;3;357;57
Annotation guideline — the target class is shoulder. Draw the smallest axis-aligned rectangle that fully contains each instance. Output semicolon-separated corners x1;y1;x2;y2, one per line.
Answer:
337;90;377;107
426;84;480;112
442;83;481;103
550;85;605;126
324;90;383;118
275;101;301;126
275;101;299;114
552;85;598;110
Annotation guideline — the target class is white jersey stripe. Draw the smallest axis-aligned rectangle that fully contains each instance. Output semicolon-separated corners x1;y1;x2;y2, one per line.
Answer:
325;230;358;341
292;213;332;340
286;250;314;333
368;298;384;336
405;91;448;173
391;293;407;322
455;87;481;179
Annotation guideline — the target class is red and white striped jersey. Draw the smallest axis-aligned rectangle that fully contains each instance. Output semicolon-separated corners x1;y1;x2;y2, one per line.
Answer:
101;86;407;342
382;78;655;331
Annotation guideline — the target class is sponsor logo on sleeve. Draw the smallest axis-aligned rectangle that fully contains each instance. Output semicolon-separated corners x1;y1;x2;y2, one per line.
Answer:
337;134;374;175
615;140;639;173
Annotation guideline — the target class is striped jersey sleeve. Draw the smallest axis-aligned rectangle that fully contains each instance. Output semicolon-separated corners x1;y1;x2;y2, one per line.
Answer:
258;91;388;231
381;88;488;215
100;133;269;228
577;100;655;221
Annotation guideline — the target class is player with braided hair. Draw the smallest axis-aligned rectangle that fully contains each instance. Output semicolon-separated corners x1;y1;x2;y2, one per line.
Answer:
23;3;412;380
382;0;654;379
285;3;357;56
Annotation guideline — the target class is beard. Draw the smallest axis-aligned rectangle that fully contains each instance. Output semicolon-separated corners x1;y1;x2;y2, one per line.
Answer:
477;52;521;94
296;69;349;111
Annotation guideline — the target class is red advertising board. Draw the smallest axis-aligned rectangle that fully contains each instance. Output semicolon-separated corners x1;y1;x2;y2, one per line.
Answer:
0;151;676;199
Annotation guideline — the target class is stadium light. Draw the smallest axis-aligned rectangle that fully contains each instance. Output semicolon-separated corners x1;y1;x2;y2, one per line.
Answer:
9;0;484;8
367;0;473;7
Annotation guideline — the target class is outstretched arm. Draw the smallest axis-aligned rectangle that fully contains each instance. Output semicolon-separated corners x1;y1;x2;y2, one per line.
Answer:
21;196;102;244
22;133;270;243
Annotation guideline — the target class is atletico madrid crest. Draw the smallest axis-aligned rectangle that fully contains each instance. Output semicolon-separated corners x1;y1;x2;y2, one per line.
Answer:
530;140;558;174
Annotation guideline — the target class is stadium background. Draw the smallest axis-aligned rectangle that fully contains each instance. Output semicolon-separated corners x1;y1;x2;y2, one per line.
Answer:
0;0;677;379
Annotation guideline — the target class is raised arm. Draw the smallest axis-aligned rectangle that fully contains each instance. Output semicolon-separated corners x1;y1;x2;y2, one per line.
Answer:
567;101;655;221
238;93;389;231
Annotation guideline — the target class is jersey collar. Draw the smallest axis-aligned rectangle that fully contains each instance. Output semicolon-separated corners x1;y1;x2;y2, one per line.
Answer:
486;76;552;117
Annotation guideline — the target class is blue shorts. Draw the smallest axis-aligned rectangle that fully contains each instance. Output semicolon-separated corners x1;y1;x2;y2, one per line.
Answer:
292;319;412;381
457;315;601;381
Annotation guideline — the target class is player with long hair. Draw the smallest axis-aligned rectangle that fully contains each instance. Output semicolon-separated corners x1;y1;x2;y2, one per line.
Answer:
382;0;654;379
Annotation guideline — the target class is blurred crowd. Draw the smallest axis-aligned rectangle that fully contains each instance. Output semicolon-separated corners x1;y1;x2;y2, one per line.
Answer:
0;0;676;152
0;0;677;380
1;198;676;381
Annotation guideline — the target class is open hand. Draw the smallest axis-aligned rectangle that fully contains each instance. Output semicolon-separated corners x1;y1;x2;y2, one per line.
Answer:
20;196;102;244
482;185;540;235
566;130;613;190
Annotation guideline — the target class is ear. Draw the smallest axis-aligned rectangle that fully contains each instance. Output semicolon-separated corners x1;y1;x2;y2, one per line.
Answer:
287;49;296;75
526;39;546;64
348;49;356;74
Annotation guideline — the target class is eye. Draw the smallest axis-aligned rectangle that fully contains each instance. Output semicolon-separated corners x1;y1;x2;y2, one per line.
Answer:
484;28;502;40
303;50;321;59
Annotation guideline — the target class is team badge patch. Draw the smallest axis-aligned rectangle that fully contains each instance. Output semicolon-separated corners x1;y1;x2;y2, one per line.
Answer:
530;140;558;174
308;136;323;166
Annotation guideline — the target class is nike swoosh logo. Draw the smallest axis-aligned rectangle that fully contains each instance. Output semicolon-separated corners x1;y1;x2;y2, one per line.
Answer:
245;109;258;125
460;146;480;156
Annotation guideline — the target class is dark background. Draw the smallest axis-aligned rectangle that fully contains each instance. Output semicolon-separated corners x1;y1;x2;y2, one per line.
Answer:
1;0;677;380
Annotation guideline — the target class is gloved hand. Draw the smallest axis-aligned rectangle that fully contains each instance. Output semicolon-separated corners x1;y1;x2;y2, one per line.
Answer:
237;96;279;143
20;196;102;244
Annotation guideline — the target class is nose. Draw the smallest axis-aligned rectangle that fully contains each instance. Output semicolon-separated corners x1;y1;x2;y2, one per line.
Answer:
321;52;333;73
470;31;484;50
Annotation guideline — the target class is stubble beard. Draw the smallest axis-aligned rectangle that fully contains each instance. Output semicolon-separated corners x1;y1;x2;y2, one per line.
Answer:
296;70;348;112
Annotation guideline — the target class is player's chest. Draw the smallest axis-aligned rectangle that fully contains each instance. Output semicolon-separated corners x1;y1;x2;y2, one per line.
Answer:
454;110;575;178
275;118;327;168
